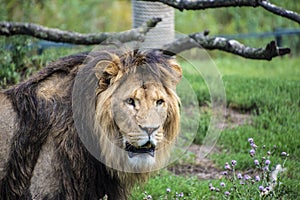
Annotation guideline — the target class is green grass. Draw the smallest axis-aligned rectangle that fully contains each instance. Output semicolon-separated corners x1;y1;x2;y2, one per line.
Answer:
130;170;214;200
131;56;300;199
215;57;300;80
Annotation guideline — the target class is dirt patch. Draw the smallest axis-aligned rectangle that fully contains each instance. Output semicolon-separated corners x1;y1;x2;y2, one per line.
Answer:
168;144;222;179
168;108;252;179
222;108;252;129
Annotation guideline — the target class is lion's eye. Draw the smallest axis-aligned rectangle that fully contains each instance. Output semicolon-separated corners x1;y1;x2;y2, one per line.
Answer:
156;99;164;106
126;98;135;107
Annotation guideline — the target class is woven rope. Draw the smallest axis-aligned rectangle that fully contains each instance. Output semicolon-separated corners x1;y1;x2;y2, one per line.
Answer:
132;0;174;49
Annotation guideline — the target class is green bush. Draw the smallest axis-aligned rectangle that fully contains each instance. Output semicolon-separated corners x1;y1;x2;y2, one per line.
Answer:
0;37;36;88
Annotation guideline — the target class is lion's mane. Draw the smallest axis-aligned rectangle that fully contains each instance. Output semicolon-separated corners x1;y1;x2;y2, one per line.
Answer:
0;49;181;200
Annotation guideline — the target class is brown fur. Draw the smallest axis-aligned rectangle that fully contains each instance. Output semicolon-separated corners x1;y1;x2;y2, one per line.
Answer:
0;49;181;199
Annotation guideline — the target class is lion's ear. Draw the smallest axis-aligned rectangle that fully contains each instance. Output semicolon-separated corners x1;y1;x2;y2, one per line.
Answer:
169;60;182;85
95;55;123;93
95;53;121;78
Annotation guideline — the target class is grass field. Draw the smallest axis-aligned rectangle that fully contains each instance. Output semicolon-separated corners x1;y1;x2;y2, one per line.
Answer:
130;55;300;199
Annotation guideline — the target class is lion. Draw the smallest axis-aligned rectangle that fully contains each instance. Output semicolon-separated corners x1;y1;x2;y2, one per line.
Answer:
0;48;182;200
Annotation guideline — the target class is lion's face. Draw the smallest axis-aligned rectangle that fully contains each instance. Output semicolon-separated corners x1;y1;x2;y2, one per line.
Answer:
93;50;182;172
112;71;170;167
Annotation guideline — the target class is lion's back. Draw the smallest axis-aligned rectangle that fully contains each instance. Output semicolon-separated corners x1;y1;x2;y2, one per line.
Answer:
0;93;17;180
0;52;123;199
0;54;90;199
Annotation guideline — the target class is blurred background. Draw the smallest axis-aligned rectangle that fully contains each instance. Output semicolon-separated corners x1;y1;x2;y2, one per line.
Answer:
0;0;299;87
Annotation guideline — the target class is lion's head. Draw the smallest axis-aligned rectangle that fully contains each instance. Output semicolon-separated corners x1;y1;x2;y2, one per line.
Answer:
74;49;182;174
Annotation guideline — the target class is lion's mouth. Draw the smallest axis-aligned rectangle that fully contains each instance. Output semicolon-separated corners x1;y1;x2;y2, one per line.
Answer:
125;141;156;158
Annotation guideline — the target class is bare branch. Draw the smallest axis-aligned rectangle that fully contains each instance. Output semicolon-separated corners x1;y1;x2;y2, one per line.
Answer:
0;18;162;44
163;31;290;60
142;0;300;24
258;1;300;24
142;0;259;10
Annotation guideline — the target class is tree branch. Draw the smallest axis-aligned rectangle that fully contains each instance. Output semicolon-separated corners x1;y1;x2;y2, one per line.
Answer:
162;31;290;60
0;18;162;44
258;1;300;24
142;0;259;10
142;0;300;24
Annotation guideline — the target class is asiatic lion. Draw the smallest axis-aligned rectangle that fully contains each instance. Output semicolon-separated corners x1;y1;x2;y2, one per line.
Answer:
0;48;182;199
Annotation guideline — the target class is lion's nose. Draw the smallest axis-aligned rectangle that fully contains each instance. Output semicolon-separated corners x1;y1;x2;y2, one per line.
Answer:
139;125;159;136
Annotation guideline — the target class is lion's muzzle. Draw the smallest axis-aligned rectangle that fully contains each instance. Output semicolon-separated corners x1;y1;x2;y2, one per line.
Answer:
125;141;156;158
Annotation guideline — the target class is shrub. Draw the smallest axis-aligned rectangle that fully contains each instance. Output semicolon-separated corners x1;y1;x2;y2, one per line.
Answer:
0;36;40;88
